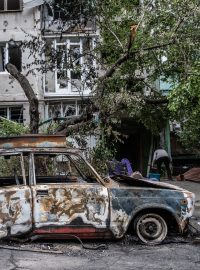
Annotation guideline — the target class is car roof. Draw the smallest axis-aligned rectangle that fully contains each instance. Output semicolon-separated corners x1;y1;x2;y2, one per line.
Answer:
0;135;82;155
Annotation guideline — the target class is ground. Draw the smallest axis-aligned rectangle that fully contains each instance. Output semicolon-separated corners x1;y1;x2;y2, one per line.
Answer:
0;237;200;270
0;180;200;270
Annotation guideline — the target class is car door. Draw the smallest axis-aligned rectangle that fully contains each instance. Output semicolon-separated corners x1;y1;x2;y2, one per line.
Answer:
31;152;110;237
0;153;32;239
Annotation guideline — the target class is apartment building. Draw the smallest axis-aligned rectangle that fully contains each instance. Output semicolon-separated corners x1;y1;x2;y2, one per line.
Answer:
0;0;97;126
41;1;98;121
0;0;44;124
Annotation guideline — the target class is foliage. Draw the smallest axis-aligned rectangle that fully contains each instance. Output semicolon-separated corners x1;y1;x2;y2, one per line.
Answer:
94;0;199;137
0;155;22;177
39;120;60;135
168;61;200;150
20;0;199;140
89;136;116;175
0;118;28;136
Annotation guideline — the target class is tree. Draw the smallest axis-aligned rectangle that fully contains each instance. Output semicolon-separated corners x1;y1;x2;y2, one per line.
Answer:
6;64;39;134
7;0;200;141
168;61;200;150
93;0;199;137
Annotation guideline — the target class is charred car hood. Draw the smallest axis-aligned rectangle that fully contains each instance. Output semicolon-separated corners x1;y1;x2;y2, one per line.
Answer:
110;175;193;193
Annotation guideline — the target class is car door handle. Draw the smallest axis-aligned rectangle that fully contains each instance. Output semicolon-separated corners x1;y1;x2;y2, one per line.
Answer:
36;190;49;196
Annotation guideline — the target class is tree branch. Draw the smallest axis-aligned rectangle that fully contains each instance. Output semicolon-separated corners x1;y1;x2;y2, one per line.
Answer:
130;40;176;55
97;40;176;98
55;113;93;133
145;98;168;105
56;120;95;136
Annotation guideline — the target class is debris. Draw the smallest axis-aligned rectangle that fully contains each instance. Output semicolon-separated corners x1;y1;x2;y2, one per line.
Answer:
193;238;200;244
176;167;200;183
64;234;108;250
0;244;63;254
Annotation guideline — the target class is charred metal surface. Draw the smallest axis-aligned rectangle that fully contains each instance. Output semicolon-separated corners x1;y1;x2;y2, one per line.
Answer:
0;135;66;149
108;186;195;238
0;186;32;239
0;135;196;241
32;185;109;233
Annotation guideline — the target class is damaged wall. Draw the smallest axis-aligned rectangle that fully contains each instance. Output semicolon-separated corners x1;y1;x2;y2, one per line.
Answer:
0;4;44;124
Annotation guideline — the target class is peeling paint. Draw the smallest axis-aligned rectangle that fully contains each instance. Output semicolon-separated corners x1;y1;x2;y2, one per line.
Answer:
0;187;32;238
0;135;196;241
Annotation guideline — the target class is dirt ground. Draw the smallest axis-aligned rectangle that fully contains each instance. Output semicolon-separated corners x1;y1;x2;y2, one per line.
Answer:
0;180;200;270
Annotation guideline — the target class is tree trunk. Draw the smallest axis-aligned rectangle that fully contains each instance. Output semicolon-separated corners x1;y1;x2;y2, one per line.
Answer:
6;63;39;134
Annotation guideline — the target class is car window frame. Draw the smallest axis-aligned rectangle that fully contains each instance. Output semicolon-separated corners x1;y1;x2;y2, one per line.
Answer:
0;152;26;185
31;151;104;186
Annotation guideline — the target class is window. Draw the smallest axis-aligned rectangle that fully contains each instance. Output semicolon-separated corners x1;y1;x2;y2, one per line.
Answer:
0;0;21;12
0;154;26;186
0;43;22;72
45;37;95;94
45;101;80;119
34;153;98;184
0;106;23;123
55;40;82;91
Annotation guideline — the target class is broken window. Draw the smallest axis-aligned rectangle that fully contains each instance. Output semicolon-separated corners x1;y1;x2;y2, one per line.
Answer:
0;44;6;71
0;106;23;123
52;37;95;92
45;101;79;119
9;45;22;71
0;154;26;186
0;0;21;11
0;43;22;72
34;153;98;184
52;0;79;21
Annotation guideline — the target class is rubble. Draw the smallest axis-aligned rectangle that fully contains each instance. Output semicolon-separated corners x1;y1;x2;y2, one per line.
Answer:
176;168;200;183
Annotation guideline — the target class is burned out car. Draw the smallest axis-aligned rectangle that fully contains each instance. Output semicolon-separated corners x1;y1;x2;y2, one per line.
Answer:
0;135;195;245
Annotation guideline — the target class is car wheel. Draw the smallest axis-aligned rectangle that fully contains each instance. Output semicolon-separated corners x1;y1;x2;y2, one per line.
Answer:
134;213;168;245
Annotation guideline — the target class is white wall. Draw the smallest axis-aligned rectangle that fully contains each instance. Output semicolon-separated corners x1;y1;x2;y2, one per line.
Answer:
0;6;44;124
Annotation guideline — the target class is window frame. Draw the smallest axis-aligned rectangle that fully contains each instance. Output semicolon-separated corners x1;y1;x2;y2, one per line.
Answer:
52;37;96;93
0;43;8;73
54;39;83;93
0;42;22;73
0;0;22;12
0;153;27;186
32;152;102;186
0;105;24;123
45;100;80;119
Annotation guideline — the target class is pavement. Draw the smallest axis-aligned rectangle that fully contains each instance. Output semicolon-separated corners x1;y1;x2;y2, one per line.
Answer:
1;240;200;270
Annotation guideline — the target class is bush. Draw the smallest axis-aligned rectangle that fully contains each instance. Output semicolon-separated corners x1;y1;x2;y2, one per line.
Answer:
0;117;28;136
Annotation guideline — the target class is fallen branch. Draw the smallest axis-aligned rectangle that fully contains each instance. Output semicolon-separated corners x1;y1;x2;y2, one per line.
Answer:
55;113;93;133
145;98;168;105
57;120;95;136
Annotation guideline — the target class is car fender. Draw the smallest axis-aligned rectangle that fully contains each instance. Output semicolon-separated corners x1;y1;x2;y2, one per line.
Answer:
126;203;181;231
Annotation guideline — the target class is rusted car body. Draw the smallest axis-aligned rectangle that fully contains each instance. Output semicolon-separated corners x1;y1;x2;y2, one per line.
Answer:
0;135;195;244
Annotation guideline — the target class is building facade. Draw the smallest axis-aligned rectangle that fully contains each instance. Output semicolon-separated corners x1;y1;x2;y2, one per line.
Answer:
0;0;97;127
0;0;44;124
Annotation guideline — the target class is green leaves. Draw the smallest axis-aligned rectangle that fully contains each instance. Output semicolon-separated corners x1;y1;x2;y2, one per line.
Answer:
0;118;28;136
168;61;200;149
95;0;199;139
